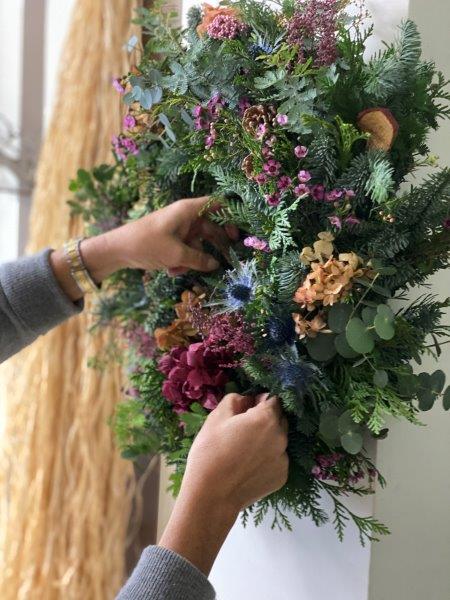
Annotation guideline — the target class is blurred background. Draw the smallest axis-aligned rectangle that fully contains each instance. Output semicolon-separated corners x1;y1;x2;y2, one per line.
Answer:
0;1;449;599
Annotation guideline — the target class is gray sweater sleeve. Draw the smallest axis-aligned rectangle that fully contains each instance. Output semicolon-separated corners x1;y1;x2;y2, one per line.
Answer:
0;249;83;362
116;546;216;600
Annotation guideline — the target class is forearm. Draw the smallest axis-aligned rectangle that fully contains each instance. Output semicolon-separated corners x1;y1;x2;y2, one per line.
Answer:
0;250;83;362
159;487;238;576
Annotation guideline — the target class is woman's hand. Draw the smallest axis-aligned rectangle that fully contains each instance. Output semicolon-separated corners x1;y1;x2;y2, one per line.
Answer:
50;196;237;301
159;393;289;576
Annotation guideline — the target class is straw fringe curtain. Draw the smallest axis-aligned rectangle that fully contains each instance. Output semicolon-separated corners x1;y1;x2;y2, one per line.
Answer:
0;2;143;598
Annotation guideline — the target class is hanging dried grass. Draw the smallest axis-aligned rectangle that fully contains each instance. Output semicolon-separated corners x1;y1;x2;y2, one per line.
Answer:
0;1;143;598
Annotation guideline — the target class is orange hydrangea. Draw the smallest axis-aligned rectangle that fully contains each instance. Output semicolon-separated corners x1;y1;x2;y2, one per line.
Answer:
294;255;365;311
154;288;206;350
292;313;328;339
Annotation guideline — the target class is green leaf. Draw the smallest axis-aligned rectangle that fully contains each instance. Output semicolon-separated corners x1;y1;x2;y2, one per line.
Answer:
374;305;395;340
373;369;389;388
179;403;207;436
417;372;435;411
361;306;377;326
254;68;286;89
338;410;360;434
346;318;375;354
306;333;337;362
328;304;353;333
335;333;359;359
443;387;450;411
430;369;446;394
319;411;340;445
341;431;363;454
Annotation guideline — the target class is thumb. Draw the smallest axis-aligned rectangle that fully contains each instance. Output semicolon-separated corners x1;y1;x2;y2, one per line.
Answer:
215;393;255;418
175;241;220;272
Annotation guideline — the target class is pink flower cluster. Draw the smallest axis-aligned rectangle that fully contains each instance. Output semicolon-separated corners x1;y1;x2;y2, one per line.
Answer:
193;312;255;365
287;0;340;66
193;94;224;149
244;236;271;252
328;214;361;229
311;453;374;485
158;343;230;413
112;134;139;161
207;14;248;40
124;324;156;359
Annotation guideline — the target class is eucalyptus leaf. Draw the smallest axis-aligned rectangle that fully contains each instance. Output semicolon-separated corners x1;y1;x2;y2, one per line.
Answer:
335;333;359;359
361;306;376;326
341;431;363;454
374;304;395;340
306;333;337;362
338;410;360;434
328;303;353;333
443;386;450;411
346;318;375;354
319;411;340;445
373;369;389;388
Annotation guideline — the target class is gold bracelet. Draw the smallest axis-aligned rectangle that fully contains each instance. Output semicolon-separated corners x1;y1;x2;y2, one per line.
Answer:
63;238;99;295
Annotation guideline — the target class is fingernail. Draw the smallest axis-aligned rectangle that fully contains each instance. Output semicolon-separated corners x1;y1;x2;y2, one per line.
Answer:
255;392;270;403
207;257;220;270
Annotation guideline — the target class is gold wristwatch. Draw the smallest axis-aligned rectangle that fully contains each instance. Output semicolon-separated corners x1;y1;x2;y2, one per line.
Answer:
63;238;99;295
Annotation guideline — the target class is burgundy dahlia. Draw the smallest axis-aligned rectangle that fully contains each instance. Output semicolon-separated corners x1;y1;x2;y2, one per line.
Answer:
158;343;230;413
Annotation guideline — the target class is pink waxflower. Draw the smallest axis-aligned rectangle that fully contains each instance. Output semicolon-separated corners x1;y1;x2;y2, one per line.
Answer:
265;192;281;206
263;159;282;177
112;78;125;94
238;96;251;116
311;184;325;201
112;134;139;160
276;114;289;126
192;104;203;118
297;170;312;183
344;189;356;199
443;217;450;229
257;123;268;138
262;146;273;158
244;236;271;253
123;324;156;358
325;189;343;202
123;114;136;130
207;14;248;40
266;135;277;147
344;215;361;227
194;117;209;131
205;124;217;149
294;145;308;159
294;183;310;197
255;173;268;185
277;175;292;190
328;215;342;229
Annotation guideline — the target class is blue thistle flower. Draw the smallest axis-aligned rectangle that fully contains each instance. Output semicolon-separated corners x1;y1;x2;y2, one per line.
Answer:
266;315;296;348
275;358;317;396
223;261;256;311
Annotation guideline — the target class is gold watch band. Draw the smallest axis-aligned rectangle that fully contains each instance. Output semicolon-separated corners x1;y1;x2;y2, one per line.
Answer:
63;238;99;295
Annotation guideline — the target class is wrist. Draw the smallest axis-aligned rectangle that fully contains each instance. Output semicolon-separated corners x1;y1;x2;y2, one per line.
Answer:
79;232;126;283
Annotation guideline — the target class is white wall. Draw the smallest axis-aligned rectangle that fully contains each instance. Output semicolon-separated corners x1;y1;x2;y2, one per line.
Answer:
369;1;450;598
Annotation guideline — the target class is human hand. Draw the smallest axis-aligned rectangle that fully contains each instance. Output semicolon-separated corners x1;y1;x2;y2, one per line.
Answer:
86;195;238;280
159;393;289;575
50;196;238;301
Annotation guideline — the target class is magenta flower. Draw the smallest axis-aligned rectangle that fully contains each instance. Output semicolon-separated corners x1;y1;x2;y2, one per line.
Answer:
262;146;273;158
294;145;308;159
276;114;289;126
192;105;203;118
112;78;125;94
311;184;325;201
344;215;361;227
277;175;292;190
158;343;230;413
266;135;277;147
244;236;270;253
207;14;248;40
263;159;282;177
344;189;356;199
328;215;342;229
112;134;139;161
257;123;268;138
123;114;136;130
265;192;281;206
443;217;450;229
325;189;343;202
238;96;251;116
294;183;310;197
297;170;312;183
255;173;268;185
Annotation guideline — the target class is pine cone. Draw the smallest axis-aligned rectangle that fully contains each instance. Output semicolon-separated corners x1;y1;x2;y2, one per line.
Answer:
241;154;254;179
357;107;399;151
242;104;276;138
